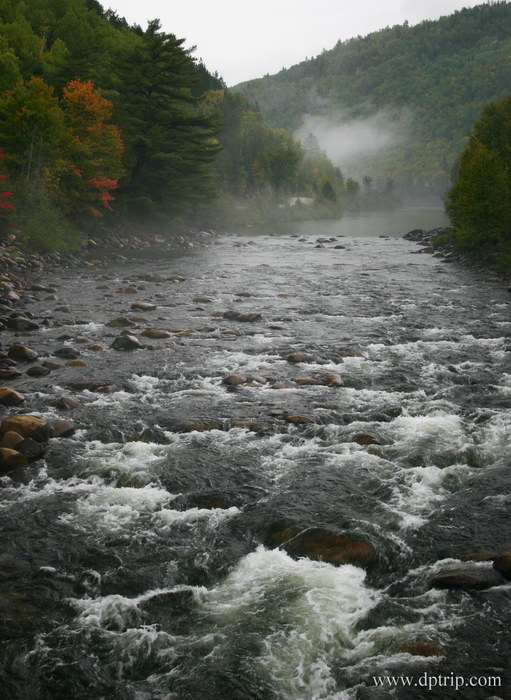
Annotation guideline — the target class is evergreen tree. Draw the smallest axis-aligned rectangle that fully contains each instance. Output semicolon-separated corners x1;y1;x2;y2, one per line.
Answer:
113;19;220;222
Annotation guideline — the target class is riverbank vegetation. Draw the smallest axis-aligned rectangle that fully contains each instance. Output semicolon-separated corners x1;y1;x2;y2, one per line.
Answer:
446;92;511;269
0;0;396;253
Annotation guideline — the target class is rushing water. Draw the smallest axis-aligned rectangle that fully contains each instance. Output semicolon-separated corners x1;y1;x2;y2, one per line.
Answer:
1;211;510;699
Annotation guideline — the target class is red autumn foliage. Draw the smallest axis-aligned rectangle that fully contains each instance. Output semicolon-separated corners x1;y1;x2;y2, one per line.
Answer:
0;148;15;210
89;176;118;216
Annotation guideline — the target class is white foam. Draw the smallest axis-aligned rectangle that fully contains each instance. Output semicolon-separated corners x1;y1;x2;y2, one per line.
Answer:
71;585;203;630
129;374;164;392
388;464;470;529
202;546;380;699
77;440;167;484
477;412;511;464
59;484;172;535
154;506;240;530
384;413;470;461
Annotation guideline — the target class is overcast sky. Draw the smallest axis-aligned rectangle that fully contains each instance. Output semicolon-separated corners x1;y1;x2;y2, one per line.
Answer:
106;0;484;86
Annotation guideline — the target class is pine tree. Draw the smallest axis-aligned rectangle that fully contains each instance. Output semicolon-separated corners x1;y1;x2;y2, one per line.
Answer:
113;19;220;223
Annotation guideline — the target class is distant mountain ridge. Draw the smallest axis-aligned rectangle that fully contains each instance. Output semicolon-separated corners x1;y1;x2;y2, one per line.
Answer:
234;1;511;199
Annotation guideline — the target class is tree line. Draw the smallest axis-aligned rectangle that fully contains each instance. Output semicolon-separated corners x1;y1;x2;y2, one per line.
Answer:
447;92;511;268
0;0;390;251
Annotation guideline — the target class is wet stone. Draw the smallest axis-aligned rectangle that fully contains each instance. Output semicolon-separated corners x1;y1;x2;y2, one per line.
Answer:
223;374;246;385
54;347;81;360
5;316;39;331
131;302;157;311
50;420;76;438
0;415;49;441
265;523;375;568
106;317;135;328
493;553;511;579
111;335;144;351
287;352;308;363
318;371;343;387
56;395;81;410
430;564;506;590
0;368;22;380
222;310;262;322
140;329;171;339
0;447;28;472
352;434;382;446
18;437;46;461
0;431;24;449
7;344;38;362
42;361;60;370
286;415;315;424
0;387;25;406
26;365;51;377
398;641;444;657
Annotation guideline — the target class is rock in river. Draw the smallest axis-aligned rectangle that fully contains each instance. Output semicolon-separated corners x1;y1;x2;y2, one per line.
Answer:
131;301;157;311
140;329;171;339
54;346;81;360
0;415;49;441
222;310;262;322
286;352;308;363
0;447;28;472
493;553;511;579
6;316;39;331
111;334;144;351
430;563;506;590
7;344;38;362
0;387;25;406
223;374;246;385
265;522;375;568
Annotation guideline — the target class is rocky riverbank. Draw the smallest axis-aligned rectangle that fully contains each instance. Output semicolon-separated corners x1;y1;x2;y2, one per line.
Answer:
404;225;511;288
0;227;221;471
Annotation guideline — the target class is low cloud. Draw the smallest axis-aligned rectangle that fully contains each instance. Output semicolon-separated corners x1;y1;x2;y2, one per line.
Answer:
295;109;410;168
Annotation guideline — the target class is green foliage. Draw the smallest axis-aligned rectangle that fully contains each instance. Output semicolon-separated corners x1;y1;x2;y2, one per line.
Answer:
15;175;81;252
0;0;341;249
446;93;511;260
112;19;221;223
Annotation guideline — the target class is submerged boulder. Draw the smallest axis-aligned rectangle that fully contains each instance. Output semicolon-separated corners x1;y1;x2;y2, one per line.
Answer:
265;522;375;568
493;553;511;579
430;564;506;590
398;641;444;657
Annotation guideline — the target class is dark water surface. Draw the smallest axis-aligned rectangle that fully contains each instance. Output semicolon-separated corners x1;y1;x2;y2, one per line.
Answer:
1;216;510;699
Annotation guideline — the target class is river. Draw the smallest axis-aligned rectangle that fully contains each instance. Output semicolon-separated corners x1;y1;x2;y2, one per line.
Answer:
1;209;510;699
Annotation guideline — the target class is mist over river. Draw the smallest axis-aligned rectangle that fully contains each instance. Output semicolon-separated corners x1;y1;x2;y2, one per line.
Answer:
1;209;510;699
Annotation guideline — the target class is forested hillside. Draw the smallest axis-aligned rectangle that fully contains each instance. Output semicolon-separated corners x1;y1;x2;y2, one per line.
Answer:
0;0;344;251
236;1;511;200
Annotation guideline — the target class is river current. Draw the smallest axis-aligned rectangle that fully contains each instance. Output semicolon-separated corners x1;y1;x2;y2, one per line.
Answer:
1;212;510;699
